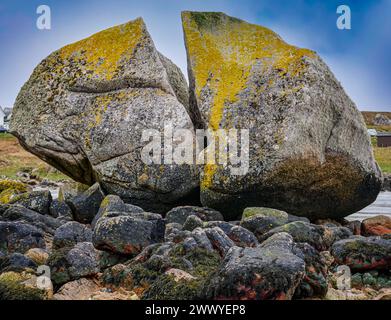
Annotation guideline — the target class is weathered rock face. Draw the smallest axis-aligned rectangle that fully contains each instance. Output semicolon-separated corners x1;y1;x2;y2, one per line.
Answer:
362;215;391;236
205;233;306;300
93;210;165;256
331;236;391;271
11;18;198;213
0;222;46;254
48;242;100;287
182;11;382;220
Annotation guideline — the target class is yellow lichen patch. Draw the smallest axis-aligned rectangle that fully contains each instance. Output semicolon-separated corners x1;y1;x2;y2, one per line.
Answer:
0;188;18;204
183;12;315;188
0;179;28;193
201;163;216;189
59;18;144;80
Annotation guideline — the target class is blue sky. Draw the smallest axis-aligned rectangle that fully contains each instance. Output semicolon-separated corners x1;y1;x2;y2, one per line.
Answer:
0;0;390;111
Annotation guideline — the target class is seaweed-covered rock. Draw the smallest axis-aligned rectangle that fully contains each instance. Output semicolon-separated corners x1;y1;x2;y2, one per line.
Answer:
49;199;73;221
93;211;165;255
205;233;305;300
183;215;203;231
331;236;391;271
166;206;224;225
292;243;329;298
10;18;198;213
68;183;105;224
350;272;391;290
143;245;221;300
259;221;352;251
362;215;391;237
53;221;93;249
182;11;381;220
2;205;63;235
0;221;45;254
48;242;100;286
8;191;52;215
0;271;51;300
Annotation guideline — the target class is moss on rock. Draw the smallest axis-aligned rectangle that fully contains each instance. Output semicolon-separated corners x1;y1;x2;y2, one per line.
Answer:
0;180;28;193
0;272;47;300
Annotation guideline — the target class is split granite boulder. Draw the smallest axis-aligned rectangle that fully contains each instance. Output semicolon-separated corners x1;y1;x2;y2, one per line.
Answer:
10;12;382;221
10;17;198;213
182;11;382;220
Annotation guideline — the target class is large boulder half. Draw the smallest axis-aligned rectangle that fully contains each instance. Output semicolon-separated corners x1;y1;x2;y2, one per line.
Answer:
10;18;198;213
182;11;382;220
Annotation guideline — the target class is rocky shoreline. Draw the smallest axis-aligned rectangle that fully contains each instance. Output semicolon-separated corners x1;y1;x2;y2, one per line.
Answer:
0;179;390;300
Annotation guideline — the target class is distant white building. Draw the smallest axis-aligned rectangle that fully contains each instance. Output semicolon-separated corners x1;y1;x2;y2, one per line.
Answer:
0;106;5;127
0;106;12;130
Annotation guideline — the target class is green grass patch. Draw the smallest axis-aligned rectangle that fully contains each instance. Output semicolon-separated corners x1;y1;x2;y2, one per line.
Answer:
374;147;391;173
0;133;16;140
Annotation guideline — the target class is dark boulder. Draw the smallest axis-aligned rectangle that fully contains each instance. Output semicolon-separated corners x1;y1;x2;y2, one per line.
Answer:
8;191;52;215
68;183;105;224
191;228;214;252
48;242;100;287
204;221;234;234
292;243;329;298
91;195;143;229
226;225;259;248
49;199;73;221
53;221;93;249
2;205;63;235
0;221;45;254
204;227;235;256
240;207;288;237
93;211;165;255
259;221;352;251
205;233;305;300
166;206;224;225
